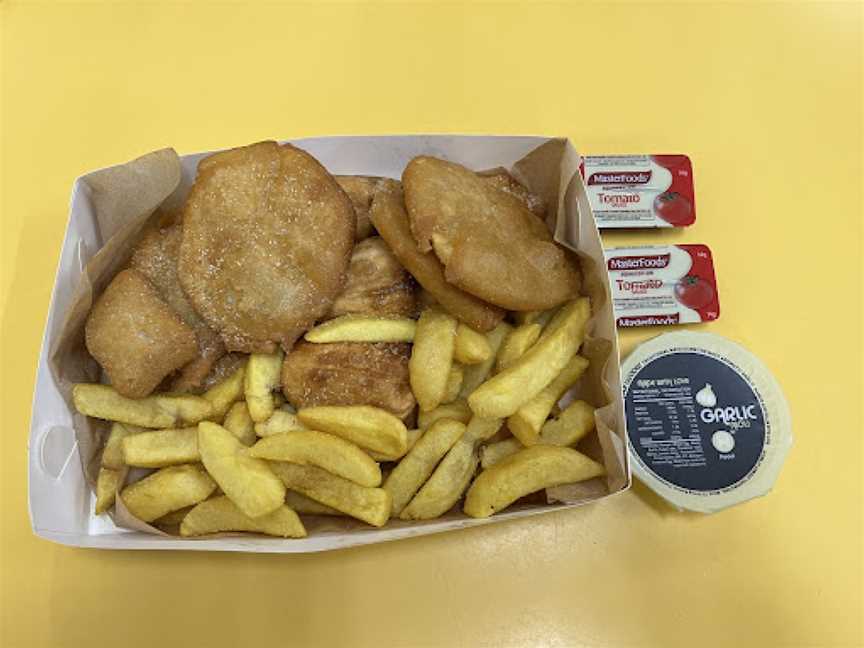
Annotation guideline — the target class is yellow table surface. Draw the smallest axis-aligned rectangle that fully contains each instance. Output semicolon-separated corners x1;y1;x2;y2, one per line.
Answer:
1;2;861;647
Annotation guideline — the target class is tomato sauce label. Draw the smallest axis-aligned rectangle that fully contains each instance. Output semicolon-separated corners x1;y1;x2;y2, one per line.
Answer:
581;154;696;228
605;244;719;327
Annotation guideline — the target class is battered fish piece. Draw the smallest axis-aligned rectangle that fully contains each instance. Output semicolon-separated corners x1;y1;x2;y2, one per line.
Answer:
85;269;198;398
281;341;416;420
130;219;226;392
403;156;581;311
196;353;248;393
336;176;379;240
369;181;504;331
479;168;547;218
179;142;356;353
329;237;417;318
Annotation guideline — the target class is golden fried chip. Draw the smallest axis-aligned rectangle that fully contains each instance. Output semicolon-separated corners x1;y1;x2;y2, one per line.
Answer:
122;427;199;467
201;363;246;421
245;351;283;423
409;308;457;412
281;341;415;419
464;445;605;518
369;181;504;331
481;400;596;468
95;467;121;514
336;175;379;240
101;422;145;470
297;405;407;459
417;400;472;430
284;490;343;516
130;221;226;392
178;141;355;353
223;402;256;446
254;410;308;438
329;236;417;318
367;428;423;462
180;496;306;538
198;421;286;518
73;384;213;428
507;355;589;446
384;418;466;516
120;464;216;523
496;323;542;372
84;269;198;398
443;365;464;404
305;315;416;343
270;462;391;527
400;415;502;520
459;322;512;399
403;156;581;310
453;324;492;365
468;299;590;418
249;430;382;487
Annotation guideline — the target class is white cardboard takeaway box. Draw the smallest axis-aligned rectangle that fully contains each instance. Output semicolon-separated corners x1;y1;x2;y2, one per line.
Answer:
29;135;629;553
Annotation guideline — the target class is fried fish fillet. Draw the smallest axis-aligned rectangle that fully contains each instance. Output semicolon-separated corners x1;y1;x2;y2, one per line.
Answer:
403;156;581;311
130;218;226;392
178;141;356;353
281;341;416;420
479;168;547;218
85;269;198;398
336;175;379;240
369;180;504;331
329;236;417;318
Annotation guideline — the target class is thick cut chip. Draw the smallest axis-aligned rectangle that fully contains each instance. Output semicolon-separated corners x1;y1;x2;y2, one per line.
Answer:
507;355;589;446
254;410;308;437
248;431;382;487
479;169;547;217
84;269;198;398
464;445;606;518
73;384;213;428
178;141;355;353
120;464;216;523
122;427;199;467
223;402;256;446
305;315;416;343
101;422;145;470
482;400;596;468
468;299;590;418
245;351;283;423
367;428;423;462
409;308;457;412
402;156;581;310
442;365;464;404
202;364;246;421
282;341;415;419
496;323;542;372
130;220;226;392
369;181;504;331
399;416;500;520
180;496;306;538
383;418;466;516
417;400;472;429
453;324;492;365
513;308;556;328
284;490;343;516
198;421;285;518
270;462;391;527
329;237;417;319
336;175;379;240
95;467;121;514
297;406;407;459
154;506;193;527
459;322;513;399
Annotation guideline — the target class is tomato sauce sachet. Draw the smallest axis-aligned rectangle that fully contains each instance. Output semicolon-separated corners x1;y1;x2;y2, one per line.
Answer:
581;154;695;228
604;244;719;327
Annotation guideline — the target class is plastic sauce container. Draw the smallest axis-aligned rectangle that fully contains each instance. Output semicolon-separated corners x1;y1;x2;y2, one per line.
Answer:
622;332;792;513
